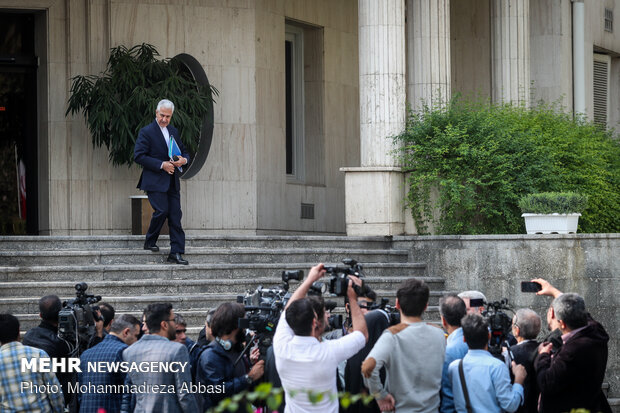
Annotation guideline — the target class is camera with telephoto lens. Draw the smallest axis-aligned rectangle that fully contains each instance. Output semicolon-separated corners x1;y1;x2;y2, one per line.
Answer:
237;270;303;356
481;298;514;359
58;282;102;355
316;258;372;297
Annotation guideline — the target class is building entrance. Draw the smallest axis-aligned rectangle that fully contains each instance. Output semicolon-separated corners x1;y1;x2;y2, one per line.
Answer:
0;11;38;234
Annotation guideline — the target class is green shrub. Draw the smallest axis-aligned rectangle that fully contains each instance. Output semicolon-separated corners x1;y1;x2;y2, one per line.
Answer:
395;96;620;234
518;192;588;214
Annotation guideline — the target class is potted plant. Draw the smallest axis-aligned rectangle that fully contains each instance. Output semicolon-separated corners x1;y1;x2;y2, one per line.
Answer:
518;192;588;234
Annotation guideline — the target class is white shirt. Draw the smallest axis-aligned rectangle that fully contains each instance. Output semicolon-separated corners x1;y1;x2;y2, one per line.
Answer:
273;312;366;413
159;123;170;148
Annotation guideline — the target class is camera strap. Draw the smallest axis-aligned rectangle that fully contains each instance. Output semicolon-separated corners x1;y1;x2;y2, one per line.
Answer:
458;359;473;413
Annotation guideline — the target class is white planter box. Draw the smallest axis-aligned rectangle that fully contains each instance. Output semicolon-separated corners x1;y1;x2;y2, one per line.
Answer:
521;213;581;234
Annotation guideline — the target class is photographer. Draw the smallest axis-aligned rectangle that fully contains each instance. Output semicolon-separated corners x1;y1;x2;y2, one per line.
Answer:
22;294;73;406
273;263;368;413
196;302;265;412
533;278;610;413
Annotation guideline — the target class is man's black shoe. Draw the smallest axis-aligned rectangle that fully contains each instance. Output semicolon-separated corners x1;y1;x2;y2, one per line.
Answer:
167;253;188;265
144;244;159;252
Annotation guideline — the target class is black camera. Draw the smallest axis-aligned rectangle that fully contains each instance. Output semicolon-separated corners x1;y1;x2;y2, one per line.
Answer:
370;297;401;326
482;298;513;358
322;258;372;297
58;282;102;355
237;270;303;356
323;300;343;332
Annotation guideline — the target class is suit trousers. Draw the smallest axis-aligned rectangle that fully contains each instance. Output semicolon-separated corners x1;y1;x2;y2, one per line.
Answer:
145;176;185;254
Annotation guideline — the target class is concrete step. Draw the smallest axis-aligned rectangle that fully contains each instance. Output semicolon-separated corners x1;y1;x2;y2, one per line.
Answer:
0;262;426;282
0;235;397;252
0;275;442;299
0;247;409;266
0;289;446;315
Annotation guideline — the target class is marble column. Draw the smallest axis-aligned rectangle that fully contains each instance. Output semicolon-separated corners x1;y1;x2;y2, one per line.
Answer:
406;0;451;110
491;0;530;105
341;0;407;236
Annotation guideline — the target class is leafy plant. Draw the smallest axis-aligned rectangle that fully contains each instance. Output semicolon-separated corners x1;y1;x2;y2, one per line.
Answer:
395;96;620;234
66;43;218;166
518;192;588;214
208;382;375;413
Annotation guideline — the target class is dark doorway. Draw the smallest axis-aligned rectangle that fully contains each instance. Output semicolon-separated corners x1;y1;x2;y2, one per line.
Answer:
0;11;38;234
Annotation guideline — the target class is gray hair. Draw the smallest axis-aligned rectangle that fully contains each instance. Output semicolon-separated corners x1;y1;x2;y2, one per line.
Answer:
174;313;187;327
551;293;588;330
458;290;487;302
157;99;175;112
110;314;141;334
513;308;541;340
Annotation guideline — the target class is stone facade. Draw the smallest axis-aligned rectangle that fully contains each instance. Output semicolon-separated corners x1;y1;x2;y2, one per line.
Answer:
1;0;618;235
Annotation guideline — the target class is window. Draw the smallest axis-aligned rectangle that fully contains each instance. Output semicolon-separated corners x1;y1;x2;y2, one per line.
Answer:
604;8;613;33
593;53;610;127
285;25;304;181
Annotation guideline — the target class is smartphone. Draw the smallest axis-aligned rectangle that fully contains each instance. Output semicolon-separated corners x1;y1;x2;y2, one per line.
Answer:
521;281;542;293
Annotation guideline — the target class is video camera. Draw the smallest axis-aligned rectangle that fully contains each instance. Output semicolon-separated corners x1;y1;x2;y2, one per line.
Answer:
325;300;343;332
481;298;513;359
314;258;372;297
369;297;401;326
237;270;303;356
58;282;102;355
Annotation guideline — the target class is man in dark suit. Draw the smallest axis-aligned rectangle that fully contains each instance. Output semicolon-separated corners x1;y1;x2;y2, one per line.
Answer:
510;308;541;413
134;99;189;265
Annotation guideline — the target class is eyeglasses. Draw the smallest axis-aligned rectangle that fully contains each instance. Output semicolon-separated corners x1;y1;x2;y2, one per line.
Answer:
176;329;187;334
166;318;176;323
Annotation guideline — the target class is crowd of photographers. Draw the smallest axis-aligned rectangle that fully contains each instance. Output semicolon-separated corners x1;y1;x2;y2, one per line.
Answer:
0;263;611;413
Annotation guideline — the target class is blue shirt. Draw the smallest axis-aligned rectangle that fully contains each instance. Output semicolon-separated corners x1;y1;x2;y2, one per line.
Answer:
78;334;128;413
448;349;523;413
440;327;469;413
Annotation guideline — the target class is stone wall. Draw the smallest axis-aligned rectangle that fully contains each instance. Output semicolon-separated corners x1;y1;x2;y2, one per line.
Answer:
394;233;620;401
6;0;358;235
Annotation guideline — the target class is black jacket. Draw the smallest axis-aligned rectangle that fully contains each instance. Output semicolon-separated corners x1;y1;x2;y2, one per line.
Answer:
535;319;610;413
22;320;73;405
511;340;539;413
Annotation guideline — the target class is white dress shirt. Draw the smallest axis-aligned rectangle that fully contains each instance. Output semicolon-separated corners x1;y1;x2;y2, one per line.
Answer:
273;312;366;413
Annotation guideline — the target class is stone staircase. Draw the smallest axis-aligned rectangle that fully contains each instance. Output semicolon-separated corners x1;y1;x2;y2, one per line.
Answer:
0;235;445;335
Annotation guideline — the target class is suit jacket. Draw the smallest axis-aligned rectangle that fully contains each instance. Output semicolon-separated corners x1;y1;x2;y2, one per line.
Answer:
511;339;539;413
78;334;128;413
134;120;189;193
121;334;198;413
535;319;610;413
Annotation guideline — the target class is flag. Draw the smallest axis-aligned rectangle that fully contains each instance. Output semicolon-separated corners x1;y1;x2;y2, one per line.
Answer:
168;136;183;172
